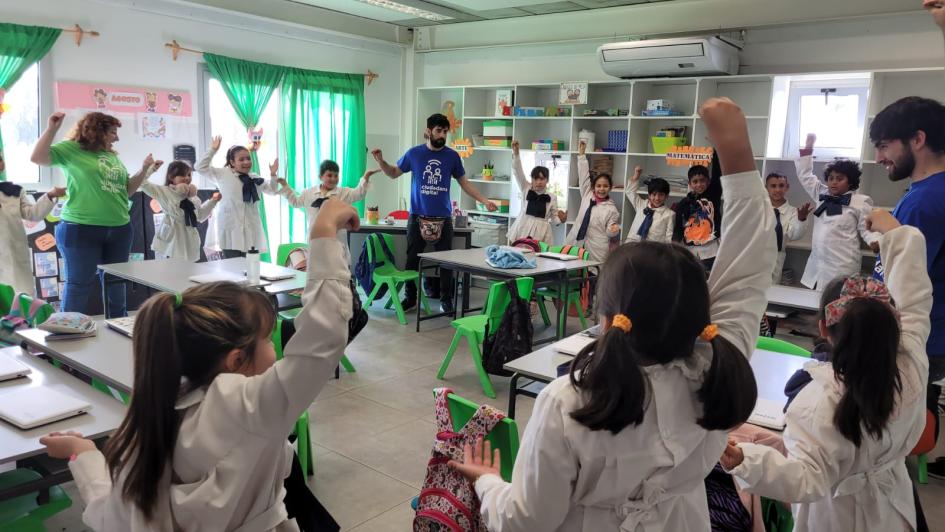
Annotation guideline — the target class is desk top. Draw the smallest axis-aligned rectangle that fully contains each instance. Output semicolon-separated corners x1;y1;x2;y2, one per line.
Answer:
766;285;822;312
0;346;126;464
17;319;134;394
354;219;475;234
503;341;572;382
419;248;599;277
99;258;305;295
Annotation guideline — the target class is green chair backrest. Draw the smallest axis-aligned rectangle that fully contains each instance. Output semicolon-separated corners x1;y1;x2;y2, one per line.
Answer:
0;284;14;316
548;244;589;260
3;291;54;327
366;233;397;268
276;242;309;267
756;336;811;358
483;277;534;331
538;241;550;252
443;392;520;482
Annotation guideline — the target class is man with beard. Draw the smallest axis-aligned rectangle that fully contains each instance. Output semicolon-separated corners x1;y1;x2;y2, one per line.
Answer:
869;0;945;485
372;113;496;314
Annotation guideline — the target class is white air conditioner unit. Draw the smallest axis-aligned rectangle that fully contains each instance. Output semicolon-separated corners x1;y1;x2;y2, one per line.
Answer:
598;36;740;79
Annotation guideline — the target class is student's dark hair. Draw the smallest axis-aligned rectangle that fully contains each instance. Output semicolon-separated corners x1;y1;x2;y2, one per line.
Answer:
765;172;787;184
319;159;340;176
427;113;450;130
688;165;710;181
823;160;861;190
531;166;549;180
569;242;757;434
819;277;902;447
103;282;275;520
647;177;670;195
593;172;612;188
870;96;945;155
164;161;193;186
224;145;250;169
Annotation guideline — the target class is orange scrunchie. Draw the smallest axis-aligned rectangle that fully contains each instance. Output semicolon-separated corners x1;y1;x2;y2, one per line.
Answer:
612;314;632;333
700;324;719;341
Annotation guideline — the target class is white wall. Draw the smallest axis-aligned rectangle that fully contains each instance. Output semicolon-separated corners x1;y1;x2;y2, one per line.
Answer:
0;0;407;215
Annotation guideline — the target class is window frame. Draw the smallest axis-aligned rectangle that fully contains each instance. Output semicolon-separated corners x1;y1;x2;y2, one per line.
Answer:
782;79;870;160
3;57;51;186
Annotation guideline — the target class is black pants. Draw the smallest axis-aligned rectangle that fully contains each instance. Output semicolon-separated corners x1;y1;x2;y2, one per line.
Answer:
405;215;454;302
283;450;339;531
222;249;247;259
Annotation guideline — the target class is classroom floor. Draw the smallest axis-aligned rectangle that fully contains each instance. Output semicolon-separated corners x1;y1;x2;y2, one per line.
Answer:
43;287;945;531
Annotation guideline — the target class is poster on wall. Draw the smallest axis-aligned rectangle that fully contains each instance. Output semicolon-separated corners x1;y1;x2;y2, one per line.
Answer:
559;82;588;105
55;81;193;116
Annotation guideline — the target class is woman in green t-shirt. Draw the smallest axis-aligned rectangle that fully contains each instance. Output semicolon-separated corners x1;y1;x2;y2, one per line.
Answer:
31;111;161;317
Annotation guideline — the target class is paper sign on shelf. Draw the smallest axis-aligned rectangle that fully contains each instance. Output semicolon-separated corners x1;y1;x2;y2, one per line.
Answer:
452;139;474;159
665;146;714;167
559;82;588;105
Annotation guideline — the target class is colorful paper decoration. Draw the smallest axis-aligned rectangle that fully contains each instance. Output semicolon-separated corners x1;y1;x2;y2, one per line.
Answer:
443;100;462;134
452;139;474;158
666;146;714;167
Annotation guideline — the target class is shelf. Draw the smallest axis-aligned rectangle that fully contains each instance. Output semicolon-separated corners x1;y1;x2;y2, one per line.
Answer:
627;152;670;157
629;115;696;120
574;116;631;120
473;146;511;152
469;211;511;218
463;116;507;119
468;179;511;185
511;116;573;120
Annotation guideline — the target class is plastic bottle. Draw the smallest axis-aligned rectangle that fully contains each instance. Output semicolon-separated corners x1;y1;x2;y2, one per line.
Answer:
247;247;260;285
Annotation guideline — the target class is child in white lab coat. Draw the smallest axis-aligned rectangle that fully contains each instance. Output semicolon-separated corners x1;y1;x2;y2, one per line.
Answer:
766;171;811;283
0;153;66;295
196;135;280;258
796;133;880;288
139;161;221;262
451;98;776;532
507;140;566;245
38;199;360;531
625;166;674;243
722;210;931;532
564;140;620;262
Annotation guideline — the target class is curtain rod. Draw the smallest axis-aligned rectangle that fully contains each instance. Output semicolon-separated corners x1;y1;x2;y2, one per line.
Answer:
62;24;100;46
163;40;379;85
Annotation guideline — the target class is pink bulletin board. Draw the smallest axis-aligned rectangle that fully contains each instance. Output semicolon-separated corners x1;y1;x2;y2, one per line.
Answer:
55;81;193;116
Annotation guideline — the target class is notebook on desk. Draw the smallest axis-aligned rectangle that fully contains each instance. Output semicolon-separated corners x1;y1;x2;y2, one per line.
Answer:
552;330;599;356
189;272;271;287
258;263;296;281
105;316;136;338
0;386;92;429
748;349;810;431
0;352;31;382
538;252;579;262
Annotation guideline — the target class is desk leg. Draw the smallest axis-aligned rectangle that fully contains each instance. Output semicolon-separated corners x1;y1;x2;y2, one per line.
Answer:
416;258;424;333
460;272;471;318
555;272;569;340
508;373;521;419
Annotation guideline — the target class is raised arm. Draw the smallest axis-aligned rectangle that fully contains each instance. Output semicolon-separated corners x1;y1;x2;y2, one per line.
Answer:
371;148;404;179
127;156;163;197
795;134;825;201
924;0;945;62
19;187;63;221
196;193;221;223
31;113;65;166
511;140;529;194
577;141;591;198
347;169;377;203
196;136;227;184
627;166;646;210
855;195;881;249
700;98;776;359
258;159;281;195
276;178;306;208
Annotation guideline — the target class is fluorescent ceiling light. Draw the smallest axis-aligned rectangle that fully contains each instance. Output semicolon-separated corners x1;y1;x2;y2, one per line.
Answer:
353;0;453;21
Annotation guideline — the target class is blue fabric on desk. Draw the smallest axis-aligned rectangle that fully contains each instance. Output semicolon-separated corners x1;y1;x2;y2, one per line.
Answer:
485;245;537;269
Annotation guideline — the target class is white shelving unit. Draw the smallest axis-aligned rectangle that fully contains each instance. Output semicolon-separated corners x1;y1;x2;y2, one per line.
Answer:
415;68;942;256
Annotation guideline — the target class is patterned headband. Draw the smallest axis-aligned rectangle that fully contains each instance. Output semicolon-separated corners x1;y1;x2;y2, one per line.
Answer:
824;276;896;327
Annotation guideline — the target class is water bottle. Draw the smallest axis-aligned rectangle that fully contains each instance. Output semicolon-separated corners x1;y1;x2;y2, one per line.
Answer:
247;247;260;285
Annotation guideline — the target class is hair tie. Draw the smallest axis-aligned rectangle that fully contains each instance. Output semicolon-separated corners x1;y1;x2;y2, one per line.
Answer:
174;293;183;309
824;275;896;327
612;314;632;333
700;324;719;341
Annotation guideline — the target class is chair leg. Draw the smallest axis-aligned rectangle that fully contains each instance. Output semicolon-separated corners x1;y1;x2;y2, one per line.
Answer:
438;331;463;379
466;332;496;399
536;294;551;326
419;288;432;314
571;293;588;330
365;282;382;307
297;414;314;476
388;281;408;325
918;453;928;484
340;355;356;373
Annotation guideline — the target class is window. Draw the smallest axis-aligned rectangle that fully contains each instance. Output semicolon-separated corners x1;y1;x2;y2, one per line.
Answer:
779;76;870;159
1;62;40;183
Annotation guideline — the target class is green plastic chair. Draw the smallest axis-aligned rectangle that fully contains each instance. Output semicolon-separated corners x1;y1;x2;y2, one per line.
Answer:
0;468;72;531
756;336;811;358
275;242;309;268
442;391;520;481
437;277;535;399
363;233;430;325
0;283;15;315
535;245;590;337
271;322;315;477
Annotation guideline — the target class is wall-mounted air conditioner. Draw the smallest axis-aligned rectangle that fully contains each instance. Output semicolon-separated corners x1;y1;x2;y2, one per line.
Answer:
598;36;740;79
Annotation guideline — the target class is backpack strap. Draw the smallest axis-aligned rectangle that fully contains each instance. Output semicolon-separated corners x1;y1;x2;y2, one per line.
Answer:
457;404;506;442
432;387;455;432
377;235;396;265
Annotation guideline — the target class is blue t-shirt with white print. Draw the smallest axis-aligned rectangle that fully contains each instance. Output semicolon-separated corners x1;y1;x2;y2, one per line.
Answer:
397;144;465;217
873;171;945;357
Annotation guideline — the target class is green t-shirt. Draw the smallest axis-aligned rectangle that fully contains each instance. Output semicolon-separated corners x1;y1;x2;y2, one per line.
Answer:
49;140;131;226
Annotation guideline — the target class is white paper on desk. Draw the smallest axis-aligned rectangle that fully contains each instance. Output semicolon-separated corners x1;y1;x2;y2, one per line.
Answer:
748;398;787;430
189;272;271;287
553;335;596;356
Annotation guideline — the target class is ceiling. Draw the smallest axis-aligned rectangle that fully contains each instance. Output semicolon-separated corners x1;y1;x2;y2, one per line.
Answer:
290;0;680;27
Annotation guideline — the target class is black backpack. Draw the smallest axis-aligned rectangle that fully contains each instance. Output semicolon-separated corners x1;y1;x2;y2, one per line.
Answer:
354;235;396;299
482;280;534;377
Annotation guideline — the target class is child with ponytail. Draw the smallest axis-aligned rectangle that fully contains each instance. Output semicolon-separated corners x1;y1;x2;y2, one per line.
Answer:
39;200;360;531
721;209;932;532
449;98;775;531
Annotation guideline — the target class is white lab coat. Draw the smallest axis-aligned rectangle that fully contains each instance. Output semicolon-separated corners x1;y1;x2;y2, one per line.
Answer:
796;155;879;289
771;201;809;283
475;170;776;532
196;148;279;253
68;238;352;531
280;178;369;256
507;155;561;245
624;178;674;244
140;181;219;262
564;155;620;262
730;225;931;532
0;188;56;296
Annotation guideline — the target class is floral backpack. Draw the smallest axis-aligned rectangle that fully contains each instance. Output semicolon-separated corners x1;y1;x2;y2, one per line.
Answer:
414;388;506;532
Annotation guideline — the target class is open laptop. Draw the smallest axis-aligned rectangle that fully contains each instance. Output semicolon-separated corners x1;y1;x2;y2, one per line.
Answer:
748;348;810;430
538;252;579;262
0;352;31;382
0;386;92;429
104;316;136;338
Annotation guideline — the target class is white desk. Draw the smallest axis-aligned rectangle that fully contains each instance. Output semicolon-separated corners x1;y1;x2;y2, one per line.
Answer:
17;318;134;395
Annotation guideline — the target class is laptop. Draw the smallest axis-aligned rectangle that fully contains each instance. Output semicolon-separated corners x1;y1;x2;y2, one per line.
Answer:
189;272;271;287
0;386;92;429
0;352;31;382
747;348;810;430
105;316;136;338
258;262;297;281
538;252;579;262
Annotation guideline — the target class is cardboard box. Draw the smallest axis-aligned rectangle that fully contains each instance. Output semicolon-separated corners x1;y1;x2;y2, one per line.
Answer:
646;99;674;111
483;136;512;147
483;120;513;137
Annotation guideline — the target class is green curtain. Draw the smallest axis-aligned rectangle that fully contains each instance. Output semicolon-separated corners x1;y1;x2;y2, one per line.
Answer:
280;67;366;243
0;23;61;181
203;52;285;260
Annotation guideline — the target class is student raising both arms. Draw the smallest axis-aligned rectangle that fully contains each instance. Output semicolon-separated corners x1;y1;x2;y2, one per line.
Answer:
39;199;360;531
722;209;932;532
450;97;775;532
624;165;674;244
507;140;566;245
564;140;620;262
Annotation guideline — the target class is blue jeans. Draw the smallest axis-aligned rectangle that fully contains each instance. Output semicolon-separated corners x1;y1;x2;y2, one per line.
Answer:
56;221;133;317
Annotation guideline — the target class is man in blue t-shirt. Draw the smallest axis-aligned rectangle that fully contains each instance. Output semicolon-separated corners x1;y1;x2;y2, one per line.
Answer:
372;113;496;313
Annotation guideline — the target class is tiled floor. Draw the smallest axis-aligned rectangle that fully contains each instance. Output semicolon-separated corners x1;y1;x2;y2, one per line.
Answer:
40;291;945;530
